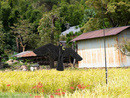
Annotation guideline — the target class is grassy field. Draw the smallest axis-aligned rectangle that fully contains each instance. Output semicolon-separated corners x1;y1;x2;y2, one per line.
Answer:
0;68;130;98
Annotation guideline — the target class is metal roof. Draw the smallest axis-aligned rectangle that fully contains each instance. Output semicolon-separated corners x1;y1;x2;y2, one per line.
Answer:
14;51;37;57
61;26;80;36
71;26;130;42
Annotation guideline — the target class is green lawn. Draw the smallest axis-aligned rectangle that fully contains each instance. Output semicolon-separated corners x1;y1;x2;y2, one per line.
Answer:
0;92;32;98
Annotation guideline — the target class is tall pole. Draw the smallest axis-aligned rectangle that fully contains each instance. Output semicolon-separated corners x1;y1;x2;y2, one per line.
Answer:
101;0;108;84
103;28;108;84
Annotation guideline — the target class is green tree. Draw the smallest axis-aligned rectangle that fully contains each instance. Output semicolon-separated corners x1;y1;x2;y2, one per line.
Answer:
8;0;19;8
0;0;43;54
0;21;5;54
29;0;61;11
82;9;96;24
38;9;62;46
59;2;84;26
11;19;34;52
1;2;11;31
1;1;20;31
38;9;63;68
82;0;130;32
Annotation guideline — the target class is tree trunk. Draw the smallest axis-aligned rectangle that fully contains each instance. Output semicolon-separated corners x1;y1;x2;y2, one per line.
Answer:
49;15;56;68
0;56;1;62
50;30;54;44
49;52;55;68
50;15;55;44
20;42;26;52
22;46;25;52
16;37;19;52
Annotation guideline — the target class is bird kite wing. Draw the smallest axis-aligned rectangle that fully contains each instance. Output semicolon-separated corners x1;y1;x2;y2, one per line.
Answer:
63;48;82;61
33;43;82;61
33;43;59;57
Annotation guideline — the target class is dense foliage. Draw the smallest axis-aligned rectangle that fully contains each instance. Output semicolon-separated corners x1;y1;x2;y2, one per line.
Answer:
0;0;129;57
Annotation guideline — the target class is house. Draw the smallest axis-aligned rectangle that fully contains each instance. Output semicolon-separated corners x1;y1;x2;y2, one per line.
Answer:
14;51;36;57
61;26;80;36
14;51;50;65
71;26;130;68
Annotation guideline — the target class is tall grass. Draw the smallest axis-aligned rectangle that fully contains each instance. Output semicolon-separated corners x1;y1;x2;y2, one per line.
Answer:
0;68;129;98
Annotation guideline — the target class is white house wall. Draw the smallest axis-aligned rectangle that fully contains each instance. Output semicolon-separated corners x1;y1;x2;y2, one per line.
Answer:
117;29;130;67
77;35;130;68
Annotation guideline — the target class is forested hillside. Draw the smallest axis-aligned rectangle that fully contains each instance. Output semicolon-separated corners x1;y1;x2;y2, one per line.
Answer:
0;0;130;57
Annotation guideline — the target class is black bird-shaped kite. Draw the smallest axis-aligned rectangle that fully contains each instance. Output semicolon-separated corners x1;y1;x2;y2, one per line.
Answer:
33;43;82;71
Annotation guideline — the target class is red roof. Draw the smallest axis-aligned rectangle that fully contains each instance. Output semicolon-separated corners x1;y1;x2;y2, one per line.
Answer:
14;51;37;57
71;26;130;42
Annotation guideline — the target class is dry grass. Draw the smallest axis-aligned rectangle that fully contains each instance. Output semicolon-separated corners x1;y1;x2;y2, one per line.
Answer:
0;68;129;98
